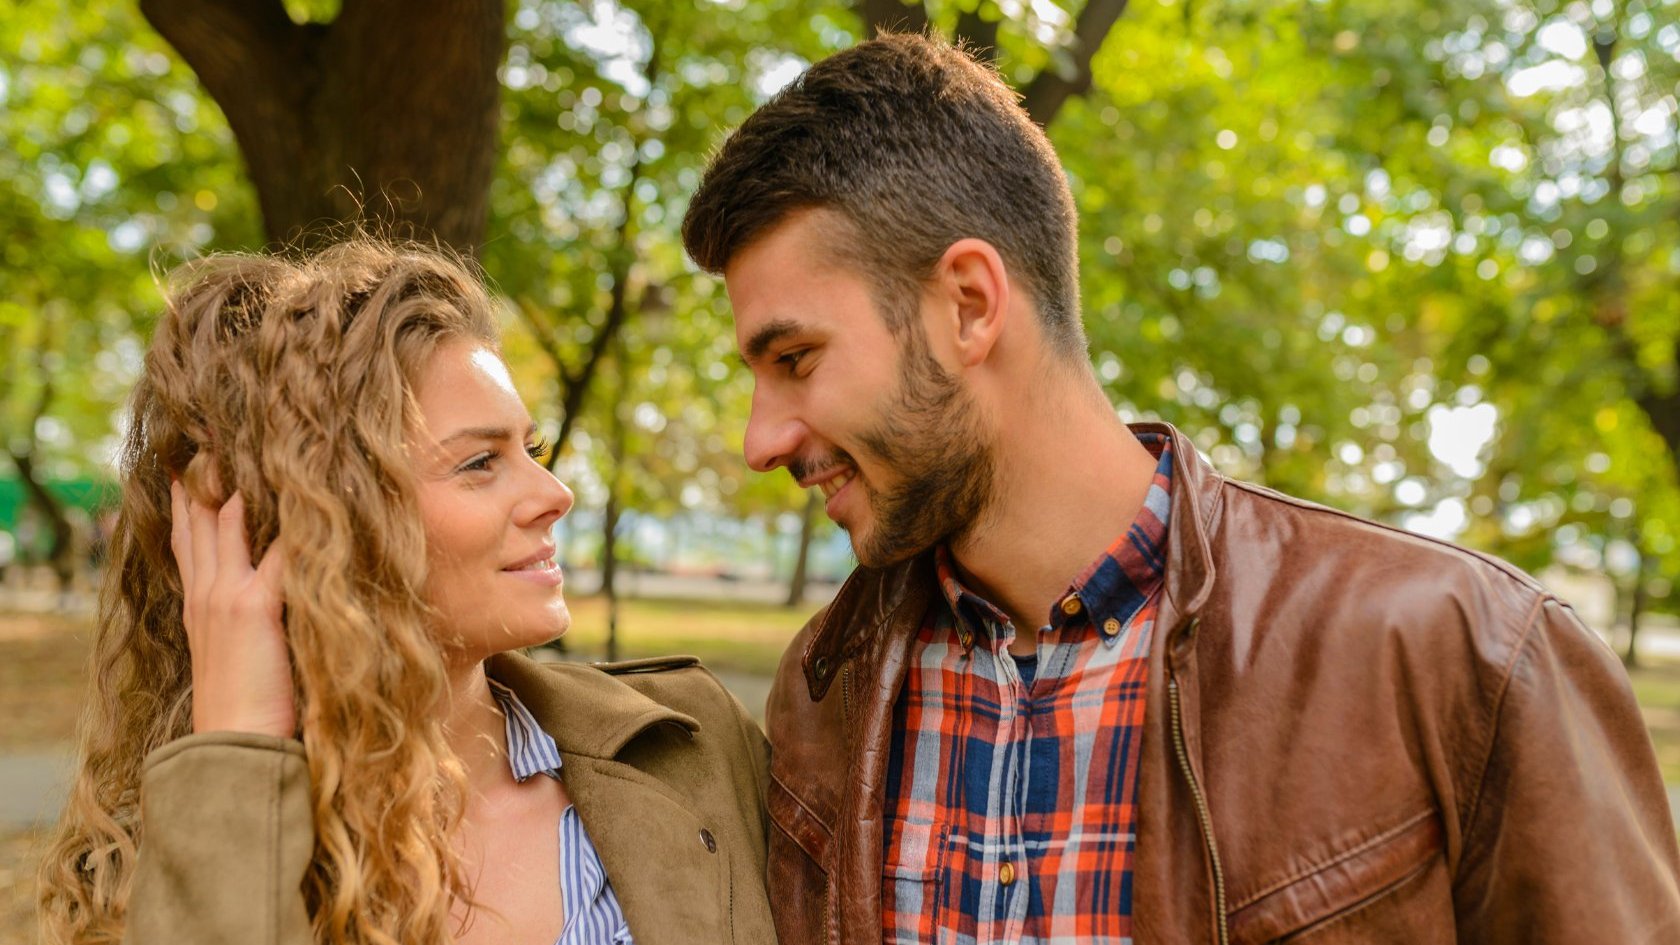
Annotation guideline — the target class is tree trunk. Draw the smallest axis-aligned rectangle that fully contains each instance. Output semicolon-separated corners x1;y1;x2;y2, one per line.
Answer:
785;491;821;607
7;450;74;592
852;0;1130;127
600;340;632;663
141;0;504;255
1589;28;1680;514
1635;343;1680;471
601;488;621;664
1623;545;1652;668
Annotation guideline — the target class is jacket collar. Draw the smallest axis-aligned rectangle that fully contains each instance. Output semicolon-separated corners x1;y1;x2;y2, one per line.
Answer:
1134;421;1222;627
486;650;699;759
798;420;1223;699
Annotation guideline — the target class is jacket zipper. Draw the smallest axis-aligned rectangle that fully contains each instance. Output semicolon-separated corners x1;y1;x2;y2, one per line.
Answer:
821;664;851;945
821;885;833;945
841;663;854;728
1169;673;1230;945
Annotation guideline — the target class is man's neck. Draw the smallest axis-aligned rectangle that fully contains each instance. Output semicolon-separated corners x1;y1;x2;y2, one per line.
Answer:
947;381;1158;652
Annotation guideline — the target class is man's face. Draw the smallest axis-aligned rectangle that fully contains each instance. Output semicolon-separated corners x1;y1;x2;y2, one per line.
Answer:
724;210;993;567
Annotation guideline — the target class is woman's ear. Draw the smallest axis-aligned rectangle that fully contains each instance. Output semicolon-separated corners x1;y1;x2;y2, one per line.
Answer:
932;238;1010;368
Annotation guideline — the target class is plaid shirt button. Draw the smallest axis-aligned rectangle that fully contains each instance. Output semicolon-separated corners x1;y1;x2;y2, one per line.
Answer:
1059;595;1082;616
998;862;1017;886
1102;617;1122;637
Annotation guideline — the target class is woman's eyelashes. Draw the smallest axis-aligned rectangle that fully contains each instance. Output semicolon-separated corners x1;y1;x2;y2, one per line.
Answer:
457;438;552;475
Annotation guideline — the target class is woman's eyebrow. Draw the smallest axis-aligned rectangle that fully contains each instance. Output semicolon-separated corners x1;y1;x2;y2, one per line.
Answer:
437;423;538;446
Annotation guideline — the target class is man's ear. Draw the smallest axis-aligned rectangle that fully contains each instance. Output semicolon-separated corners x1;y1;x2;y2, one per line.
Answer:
932;238;1010;368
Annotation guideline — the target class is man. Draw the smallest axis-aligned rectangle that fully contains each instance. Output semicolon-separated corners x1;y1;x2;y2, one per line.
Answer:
682;33;1680;945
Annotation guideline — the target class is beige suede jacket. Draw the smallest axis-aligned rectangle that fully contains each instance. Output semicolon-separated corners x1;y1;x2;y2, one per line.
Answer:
123;651;775;945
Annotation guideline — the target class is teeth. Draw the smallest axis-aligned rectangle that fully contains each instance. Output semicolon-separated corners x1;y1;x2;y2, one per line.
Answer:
819;470;855;499
512;558;554;571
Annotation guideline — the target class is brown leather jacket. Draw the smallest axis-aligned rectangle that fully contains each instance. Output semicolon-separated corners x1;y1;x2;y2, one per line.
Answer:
765;422;1680;944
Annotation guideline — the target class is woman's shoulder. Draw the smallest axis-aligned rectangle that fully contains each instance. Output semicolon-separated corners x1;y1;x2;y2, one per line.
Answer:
489;650;761;757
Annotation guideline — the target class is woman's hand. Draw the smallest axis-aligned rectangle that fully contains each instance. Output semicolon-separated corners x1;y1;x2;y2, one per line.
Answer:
169;481;295;738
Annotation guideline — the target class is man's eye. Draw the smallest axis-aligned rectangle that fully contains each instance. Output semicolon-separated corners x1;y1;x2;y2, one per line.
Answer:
778;349;808;372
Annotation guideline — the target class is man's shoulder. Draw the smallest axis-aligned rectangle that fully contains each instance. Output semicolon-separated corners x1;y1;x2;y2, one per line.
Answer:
1209;476;1577;662
1219;475;1548;596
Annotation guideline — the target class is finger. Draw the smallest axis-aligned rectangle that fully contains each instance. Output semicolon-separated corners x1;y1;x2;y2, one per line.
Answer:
216;491;254;576
169;479;195;591
188;488;220;594
254;532;287;600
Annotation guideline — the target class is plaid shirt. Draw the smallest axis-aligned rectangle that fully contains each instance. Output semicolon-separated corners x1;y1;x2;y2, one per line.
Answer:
882;434;1173;944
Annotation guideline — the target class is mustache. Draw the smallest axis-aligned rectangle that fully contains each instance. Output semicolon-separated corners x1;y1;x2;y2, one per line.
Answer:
789;451;857;484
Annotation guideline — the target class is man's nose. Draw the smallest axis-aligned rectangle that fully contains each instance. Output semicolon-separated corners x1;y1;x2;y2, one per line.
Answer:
743;396;803;473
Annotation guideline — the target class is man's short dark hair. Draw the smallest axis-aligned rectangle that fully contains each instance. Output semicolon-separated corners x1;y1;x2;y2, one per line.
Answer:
682;32;1085;357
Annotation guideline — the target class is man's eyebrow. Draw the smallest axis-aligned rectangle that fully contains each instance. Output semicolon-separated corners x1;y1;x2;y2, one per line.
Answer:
740;318;802;366
438;423;538;446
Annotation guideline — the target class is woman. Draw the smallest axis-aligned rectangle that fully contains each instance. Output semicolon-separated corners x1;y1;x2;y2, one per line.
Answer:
38;240;774;944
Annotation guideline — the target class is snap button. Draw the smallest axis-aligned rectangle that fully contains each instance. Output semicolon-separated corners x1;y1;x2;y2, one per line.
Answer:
1102;617;1122;637
700;828;717;853
1060;595;1082;616
998;861;1016;886
813;656;830;680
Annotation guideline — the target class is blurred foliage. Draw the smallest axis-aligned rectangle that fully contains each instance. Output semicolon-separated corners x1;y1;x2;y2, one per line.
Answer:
3;0;1677;613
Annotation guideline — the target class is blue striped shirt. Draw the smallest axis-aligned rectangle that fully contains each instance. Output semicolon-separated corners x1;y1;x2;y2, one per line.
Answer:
488;678;635;945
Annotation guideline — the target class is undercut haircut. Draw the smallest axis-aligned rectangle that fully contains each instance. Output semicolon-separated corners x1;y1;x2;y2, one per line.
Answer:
682;32;1086;358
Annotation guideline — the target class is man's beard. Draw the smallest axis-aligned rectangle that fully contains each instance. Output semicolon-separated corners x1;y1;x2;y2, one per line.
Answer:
844;343;995;568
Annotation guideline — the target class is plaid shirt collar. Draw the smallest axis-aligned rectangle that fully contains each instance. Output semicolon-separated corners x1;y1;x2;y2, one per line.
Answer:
933;432;1174;652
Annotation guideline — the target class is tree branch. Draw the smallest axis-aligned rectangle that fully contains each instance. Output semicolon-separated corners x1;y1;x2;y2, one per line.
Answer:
855;0;930;37
1020;0;1130;126
1635;344;1680;461
140;0;307;100
545;38;665;464
954;5;1000;63
141;0;318;241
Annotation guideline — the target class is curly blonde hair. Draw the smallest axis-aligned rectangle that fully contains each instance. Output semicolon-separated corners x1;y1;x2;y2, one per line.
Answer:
39;239;500;944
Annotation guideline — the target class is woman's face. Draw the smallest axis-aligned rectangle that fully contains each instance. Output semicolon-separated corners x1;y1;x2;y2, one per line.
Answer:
411;339;574;659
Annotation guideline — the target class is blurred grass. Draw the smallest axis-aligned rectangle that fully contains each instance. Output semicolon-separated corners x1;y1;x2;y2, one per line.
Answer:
557;592;812;676
6;606;1680;943
1630;654;1680;786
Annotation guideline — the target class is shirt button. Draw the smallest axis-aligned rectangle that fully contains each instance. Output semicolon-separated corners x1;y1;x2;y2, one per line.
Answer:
998;862;1017;886
1102;617;1122;637
1060;595;1082;616
699;828;717;853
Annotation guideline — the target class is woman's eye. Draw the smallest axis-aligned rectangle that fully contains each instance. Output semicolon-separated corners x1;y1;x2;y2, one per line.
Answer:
526;437;553;462
460;451;497;473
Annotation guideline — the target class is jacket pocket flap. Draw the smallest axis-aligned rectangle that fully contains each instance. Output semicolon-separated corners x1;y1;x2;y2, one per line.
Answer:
1228;808;1443;944
769;774;833;869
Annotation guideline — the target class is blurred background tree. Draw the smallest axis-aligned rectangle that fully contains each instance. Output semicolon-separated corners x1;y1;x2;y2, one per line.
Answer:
4;0;1677;654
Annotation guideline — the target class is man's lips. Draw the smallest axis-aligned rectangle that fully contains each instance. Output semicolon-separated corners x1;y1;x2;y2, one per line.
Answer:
799;466;857;500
